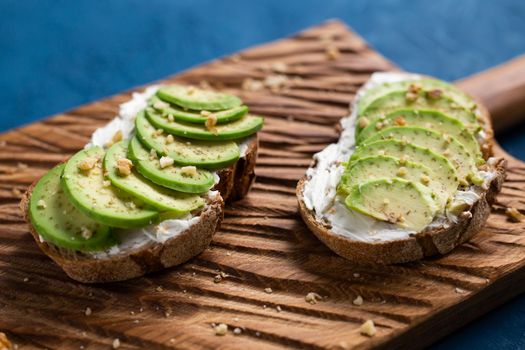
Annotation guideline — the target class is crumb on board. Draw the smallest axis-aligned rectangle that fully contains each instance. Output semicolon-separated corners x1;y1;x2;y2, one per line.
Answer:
305;292;323;304
264;287;273;294
112;338;120;349
233;327;242;335
506;207;525;222
156;286;163;292
353;295;363;306
213;274;222;283
85;307;92;316
214;323;228;336
359;320;376;337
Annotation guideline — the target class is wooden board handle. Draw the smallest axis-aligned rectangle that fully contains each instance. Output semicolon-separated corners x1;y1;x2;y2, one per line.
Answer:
456;54;525;132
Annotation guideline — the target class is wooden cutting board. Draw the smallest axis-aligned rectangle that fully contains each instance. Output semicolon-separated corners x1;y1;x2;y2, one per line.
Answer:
2;20;525;350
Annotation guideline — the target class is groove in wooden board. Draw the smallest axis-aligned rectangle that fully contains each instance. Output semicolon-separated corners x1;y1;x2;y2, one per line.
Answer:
1;19;524;350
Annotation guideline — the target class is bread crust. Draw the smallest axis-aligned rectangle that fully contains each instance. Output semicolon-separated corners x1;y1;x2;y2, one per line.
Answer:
20;135;258;283
296;91;507;264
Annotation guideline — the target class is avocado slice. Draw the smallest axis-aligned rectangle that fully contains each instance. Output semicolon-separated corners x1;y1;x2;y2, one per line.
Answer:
135;110;240;169
149;95;248;125
62;146;159;228
357;79;476;114
358;90;480;135
338;155;444;207
128;137;214;194
157;85;242;111
350;140;459;204
361;126;476;182
357;109;483;164
29;164;116;251
105;141;205;216
345;178;438;232
145;107;263;141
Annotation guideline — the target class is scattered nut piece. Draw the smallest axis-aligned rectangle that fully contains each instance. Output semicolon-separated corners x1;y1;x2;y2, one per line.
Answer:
156;286;163;292
205;114;217;131
80;226;93;240
85;307;92;316
37;199;47;209
305;292;323;304
181;166;197;177
200;110;212;117
506;207;525;222
420;175;430;185
242;78;264;92
112;338;120;349
408;83;421;94
77;157;98;171
405;91;418;102
103;180;111;187
353;295;364;306
264;287;273;294
159;156;174;169
117;158;133;176
325;44;341;60
149;148;158;160
214;323;228;336
358;117;369;129
166;134;175;144
359;320;376;337
153;100;170;110
233;327;242;335
11;188;22;197
427;89;443;99
213;274;223;283
396;167;407;177
394;116;406;126
276;305;282;312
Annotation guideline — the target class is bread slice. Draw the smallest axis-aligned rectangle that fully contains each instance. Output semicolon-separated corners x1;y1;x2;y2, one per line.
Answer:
20;135;258;283
296;75;507;264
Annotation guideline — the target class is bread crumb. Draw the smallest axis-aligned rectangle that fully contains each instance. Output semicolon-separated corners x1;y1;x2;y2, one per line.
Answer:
112;338;120;349
80;226;93;240
359;320;376;337
242;78;264;92
408;83;421;93
85;307;92;316
159;156;174;169
117;158;133;176
353;295;363;306
77;157;98;171
149;148;158;160
264;287;273;294
181;166;197;177
214;323;228;336
506;207;525;222
305;292;323;304
233;327;242;335
0;333;12;350
37;199;47;209
375;122;384;130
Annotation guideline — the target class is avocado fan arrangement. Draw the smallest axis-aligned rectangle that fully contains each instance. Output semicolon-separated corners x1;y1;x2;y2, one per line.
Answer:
298;72;505;264
28;85;263;255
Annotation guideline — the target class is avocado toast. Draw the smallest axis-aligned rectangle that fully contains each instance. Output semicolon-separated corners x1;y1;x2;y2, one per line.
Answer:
297;72;506;264
21;85;263;282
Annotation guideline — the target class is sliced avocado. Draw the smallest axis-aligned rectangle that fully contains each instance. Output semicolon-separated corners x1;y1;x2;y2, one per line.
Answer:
62;146;159;228
350;140;459;204
338;155;445;207
149;95;248;125
357;109;483;164
361;126;476;182
345;178;438;232
128;136;214;193
358;90;480;135
157;85;242;111
135;110;240;169
145;107;263;141
105;141;205;216
29;164;116;251
357;79;476;114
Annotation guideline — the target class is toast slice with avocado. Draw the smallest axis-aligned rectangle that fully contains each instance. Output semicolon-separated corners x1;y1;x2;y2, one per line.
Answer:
21;85;262;282
296;72;506;264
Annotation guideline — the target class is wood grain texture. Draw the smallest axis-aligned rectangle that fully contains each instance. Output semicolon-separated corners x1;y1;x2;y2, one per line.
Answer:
1;20;524;350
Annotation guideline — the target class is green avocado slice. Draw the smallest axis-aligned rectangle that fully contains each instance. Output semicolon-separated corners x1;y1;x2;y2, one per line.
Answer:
62;146;159;228
357;79;477;114
105;141;205;215
358;90;480;135
29;164;116;251
361;126;477;183
350;140;459;204
149;95;248;125
157;85;242;111
145;107;263;141
338;155;444;207
345;178;438;232
135;110;240;169
128;137;214;194
357;109;483;164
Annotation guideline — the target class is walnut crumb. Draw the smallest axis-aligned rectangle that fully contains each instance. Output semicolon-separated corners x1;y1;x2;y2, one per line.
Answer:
214;323;228;336
205;114;217;132
77;157;98;171
156;286;163;292
153;100;170;110
271;61;288;72
353;295;363;306
408;83;421;94
181;166;197;177
213;274;222;283
305;292;323;304
506;207;525;222
112;338;120;349
117;158;133;176
359;320;376;337
353;273;360;278
397;167;407;177
264;75;289;91
264;287;273;294
420;175;430;185
159;156;174;169
166;134;175;144
85;307;92;316
149;148;158;160
37;199;47;209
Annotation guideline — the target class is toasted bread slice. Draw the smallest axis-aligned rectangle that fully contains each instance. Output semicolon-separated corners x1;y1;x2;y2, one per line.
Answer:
21;134;258;283
297;73;506;264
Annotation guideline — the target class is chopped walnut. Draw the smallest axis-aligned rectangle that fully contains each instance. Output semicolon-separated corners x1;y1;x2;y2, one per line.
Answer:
149;148;158;160
264;287;273;294
205;113;218;131
305;292;323;304
213;274;222;283
180;166;197;177
353;295;364;306
394;116;406;126
77;157;99;171
166;134;175;144
427;89;443;99
359;320;376;337
159;156;174;169
420;175;430;185
80;226;93;239
37;199;47;209
117;158;133;176
358;117;369;129
397;167;407;177
242;78;264;92
506;207;525;222
214;323;228;336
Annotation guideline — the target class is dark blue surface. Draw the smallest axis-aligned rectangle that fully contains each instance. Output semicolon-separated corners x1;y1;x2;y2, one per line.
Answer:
2;1;525;348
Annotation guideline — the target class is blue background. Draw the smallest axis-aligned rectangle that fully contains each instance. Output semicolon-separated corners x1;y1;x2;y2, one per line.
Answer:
2;1;525;348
